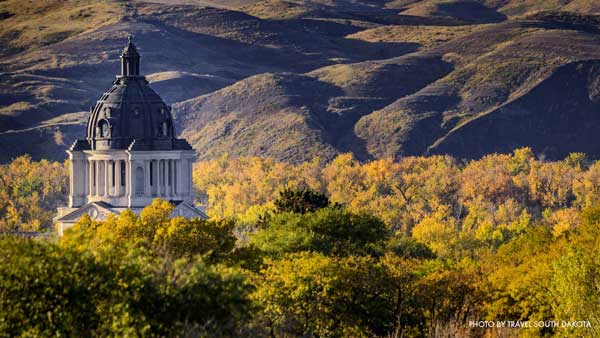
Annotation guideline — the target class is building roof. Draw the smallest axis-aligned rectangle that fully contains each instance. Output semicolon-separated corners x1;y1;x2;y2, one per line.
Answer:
73;36;192;152
55;201;207;223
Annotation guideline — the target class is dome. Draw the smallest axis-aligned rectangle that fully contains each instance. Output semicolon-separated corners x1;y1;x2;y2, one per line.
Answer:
84;36;191;151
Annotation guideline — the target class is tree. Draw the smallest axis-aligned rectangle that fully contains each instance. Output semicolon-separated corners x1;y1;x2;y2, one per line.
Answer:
250;206;388;257
551;247;600;337
62;199;237;261
0;155;67;232
411;205;459;257
58;200;255;337
0;237;160;337
273;188;330;214
253;252;395;337
484;225;558;336
563;152;588;170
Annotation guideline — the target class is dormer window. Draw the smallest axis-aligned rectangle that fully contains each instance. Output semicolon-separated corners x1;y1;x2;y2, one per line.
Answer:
98;120;110;138
162;120;170;137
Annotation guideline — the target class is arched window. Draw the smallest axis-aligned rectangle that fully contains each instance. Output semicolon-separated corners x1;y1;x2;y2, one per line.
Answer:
98;120;110;138
162;120;170;137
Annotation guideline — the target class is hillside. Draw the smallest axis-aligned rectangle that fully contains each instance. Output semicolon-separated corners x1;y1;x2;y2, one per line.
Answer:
2;0;600;163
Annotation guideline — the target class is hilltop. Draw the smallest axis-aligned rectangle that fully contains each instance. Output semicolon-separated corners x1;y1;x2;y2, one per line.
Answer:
1;0;600;162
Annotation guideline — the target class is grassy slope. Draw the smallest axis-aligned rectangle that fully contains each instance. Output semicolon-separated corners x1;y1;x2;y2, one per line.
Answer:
0;0;123;57
353;14;600;159
2;0;600;163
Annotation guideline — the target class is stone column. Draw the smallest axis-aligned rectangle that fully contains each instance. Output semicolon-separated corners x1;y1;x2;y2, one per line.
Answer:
97;161;102;196
157;160;161;197
115;160;121;196
158;160;162;196
104;160;109;197
144;160;151;197
82;159;88;198
158;160;162;197
151;160;156;196
74;158;85;199
95;161;100;196
168;160;172;197
88;160;93;196
175;159;180;197
161;160;166;197
126;160;132;197
164;160;168;197
187;159;192;197
68;157;75;206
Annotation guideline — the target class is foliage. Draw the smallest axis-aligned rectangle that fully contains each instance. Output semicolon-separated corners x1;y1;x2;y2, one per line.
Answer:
250;206;388;257
273;187;330;214
0;236;159;337
62;199;236;262
0;155;67;232
57;200;254;337
6;148;600;336
253;252;395;337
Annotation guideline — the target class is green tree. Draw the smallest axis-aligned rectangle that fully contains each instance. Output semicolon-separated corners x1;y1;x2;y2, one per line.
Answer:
250;206;388;257
0;237;159;337
273;187;330;214
253;252;395;337
62;199;237;262
551;247;600;337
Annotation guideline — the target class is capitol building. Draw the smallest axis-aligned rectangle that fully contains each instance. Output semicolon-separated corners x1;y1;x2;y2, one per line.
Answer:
55;37;205;235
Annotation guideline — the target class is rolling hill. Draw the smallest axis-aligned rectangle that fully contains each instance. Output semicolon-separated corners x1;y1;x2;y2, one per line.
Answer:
1;0;600;163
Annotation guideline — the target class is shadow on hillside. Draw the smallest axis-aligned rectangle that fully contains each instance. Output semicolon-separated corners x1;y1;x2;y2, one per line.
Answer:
436;1;506;24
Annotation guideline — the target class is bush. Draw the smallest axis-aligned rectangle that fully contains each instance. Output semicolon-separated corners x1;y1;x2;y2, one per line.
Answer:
250;206;388;257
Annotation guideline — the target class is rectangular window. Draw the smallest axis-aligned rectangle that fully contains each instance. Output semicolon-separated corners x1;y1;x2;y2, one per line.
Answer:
111;162;115;187
121;161;126;186
150;162;153;186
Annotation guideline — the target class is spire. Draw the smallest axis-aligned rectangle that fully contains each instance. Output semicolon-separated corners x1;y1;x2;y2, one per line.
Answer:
120;35;140;76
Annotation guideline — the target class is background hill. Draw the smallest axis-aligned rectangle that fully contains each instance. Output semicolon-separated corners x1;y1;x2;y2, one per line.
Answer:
1;0;600;163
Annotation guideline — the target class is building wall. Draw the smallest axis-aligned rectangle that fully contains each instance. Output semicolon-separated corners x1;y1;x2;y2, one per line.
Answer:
68;149;196;208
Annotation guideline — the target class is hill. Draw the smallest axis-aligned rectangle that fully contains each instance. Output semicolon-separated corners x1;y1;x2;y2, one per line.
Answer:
1;0;600;162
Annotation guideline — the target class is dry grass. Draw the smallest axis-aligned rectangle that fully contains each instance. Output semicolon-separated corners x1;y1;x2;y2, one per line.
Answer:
0;0;122;55
239;0;310;20
0;101;35;117
387;0;600;17
346;24;486;49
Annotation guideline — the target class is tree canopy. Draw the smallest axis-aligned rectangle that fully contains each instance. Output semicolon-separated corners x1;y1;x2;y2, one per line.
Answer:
3;148;600;337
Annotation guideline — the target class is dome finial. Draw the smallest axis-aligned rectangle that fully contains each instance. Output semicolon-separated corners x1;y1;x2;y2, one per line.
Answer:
120;34;140;76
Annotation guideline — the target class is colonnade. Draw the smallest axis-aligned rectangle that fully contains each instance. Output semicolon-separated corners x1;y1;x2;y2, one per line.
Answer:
87;159;128;197
85;158;183;199
142;159;179;198
67;151;194;208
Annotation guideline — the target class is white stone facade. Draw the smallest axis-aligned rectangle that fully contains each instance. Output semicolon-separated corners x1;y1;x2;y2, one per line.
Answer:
54;37;207;235
67;149;195;208
55;149;202;235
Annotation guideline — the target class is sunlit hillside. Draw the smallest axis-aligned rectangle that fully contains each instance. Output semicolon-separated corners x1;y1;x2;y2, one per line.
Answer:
2;0;600;163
